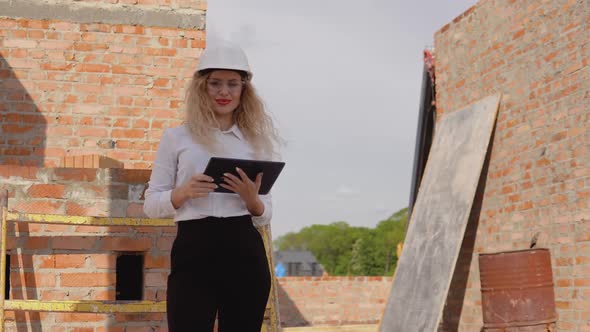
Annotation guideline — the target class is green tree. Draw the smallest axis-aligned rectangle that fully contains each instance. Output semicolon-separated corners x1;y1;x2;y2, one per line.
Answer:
372;208;408;275
348;237;364;275
274;207;408;276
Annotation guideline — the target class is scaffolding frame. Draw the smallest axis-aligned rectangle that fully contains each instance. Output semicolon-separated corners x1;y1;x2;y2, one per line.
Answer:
0;194;279;331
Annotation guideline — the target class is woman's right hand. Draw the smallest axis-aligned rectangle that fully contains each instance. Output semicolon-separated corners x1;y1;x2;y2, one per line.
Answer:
171;174;218;209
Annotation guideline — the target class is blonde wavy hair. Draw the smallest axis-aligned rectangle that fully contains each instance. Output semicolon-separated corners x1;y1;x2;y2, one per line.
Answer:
184;70;281;159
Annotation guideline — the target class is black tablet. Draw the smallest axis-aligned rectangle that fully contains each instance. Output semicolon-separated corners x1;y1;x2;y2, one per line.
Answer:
203;157;285;195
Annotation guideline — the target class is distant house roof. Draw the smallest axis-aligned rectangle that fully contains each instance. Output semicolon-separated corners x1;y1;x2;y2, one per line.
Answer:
274;250;319;265
274;250;324;276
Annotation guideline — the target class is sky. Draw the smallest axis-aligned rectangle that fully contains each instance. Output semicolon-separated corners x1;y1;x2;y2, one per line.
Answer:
207;0;478;238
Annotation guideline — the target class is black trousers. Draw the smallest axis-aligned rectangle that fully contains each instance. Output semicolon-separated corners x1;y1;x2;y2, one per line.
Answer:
167;215;271;332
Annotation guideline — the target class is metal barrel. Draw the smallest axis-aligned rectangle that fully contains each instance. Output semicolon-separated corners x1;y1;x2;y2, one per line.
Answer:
479;248;557;330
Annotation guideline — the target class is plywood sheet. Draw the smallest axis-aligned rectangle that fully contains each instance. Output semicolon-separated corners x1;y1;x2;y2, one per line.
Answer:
379;94;501;332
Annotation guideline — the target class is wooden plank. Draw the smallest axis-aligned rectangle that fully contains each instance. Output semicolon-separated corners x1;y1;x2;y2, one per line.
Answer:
4;300;165;313
6;212;174;227
379;94;500;332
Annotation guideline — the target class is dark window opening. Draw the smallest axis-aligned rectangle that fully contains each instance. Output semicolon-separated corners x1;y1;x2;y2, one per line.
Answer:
408;49;437;232
4;255;9;299
288;262;302;276
116;253;143;301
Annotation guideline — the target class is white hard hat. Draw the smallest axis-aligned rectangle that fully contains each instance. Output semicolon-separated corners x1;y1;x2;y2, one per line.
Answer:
197;42;252;79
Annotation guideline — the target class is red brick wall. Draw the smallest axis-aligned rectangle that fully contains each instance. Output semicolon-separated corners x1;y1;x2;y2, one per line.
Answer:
0;165;173;331
277;276;392;327
434;0;588;331
0;165;392;330
0;165;394;329
0;15;204;168
0;3;203;326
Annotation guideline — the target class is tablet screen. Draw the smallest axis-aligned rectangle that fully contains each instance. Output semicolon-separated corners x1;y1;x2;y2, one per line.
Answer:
203;157;285;195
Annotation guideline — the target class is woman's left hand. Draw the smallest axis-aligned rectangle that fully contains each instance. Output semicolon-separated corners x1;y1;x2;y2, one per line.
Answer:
220;168;265;216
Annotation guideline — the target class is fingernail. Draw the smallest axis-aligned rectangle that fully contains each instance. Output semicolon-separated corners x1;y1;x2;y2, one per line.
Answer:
223;173;228;176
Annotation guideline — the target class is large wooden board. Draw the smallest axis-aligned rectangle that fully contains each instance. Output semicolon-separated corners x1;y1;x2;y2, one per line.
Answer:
379;94;501;332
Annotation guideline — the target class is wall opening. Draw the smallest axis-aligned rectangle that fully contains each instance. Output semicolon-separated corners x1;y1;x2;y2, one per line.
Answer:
4;254;9;300
116;253;144;301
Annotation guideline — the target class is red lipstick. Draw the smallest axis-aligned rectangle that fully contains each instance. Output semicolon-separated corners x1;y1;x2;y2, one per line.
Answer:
216;99;231;106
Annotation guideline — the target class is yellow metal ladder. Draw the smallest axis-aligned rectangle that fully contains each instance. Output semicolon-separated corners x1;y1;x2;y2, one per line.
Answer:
0;194;280;331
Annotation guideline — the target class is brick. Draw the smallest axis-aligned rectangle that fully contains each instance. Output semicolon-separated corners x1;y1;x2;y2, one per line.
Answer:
0;165;38;179
93;289;116;301
10;200;63;214
54;169;97;181
144;272;167;287
112;65;144;75
144;255;169;269
52;237;96;250
111;129;145;138
11;272;57;287
113;86;146;96
44;224;72;233
156;236;174;250
74;43;109;51
40;290;70;301
27;184;65;199
86;254;116;269
100;237;152;251
61;272;115;287
191;39;206;48
0;19;17;28
2;124;36;134
23;237;50;250
71;225;107;234
3;39;37;48
78;127;109;137
126;203;146;217
39;41;73;50
76;63;110;73
65;201;111;217
10;255;35;269
55;313;105;322
54;254;87;268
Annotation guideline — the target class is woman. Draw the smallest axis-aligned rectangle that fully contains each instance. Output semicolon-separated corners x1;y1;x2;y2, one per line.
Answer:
143;43;281;332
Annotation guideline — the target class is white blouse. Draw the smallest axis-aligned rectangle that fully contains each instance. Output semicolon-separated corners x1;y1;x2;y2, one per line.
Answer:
143;124;272;227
